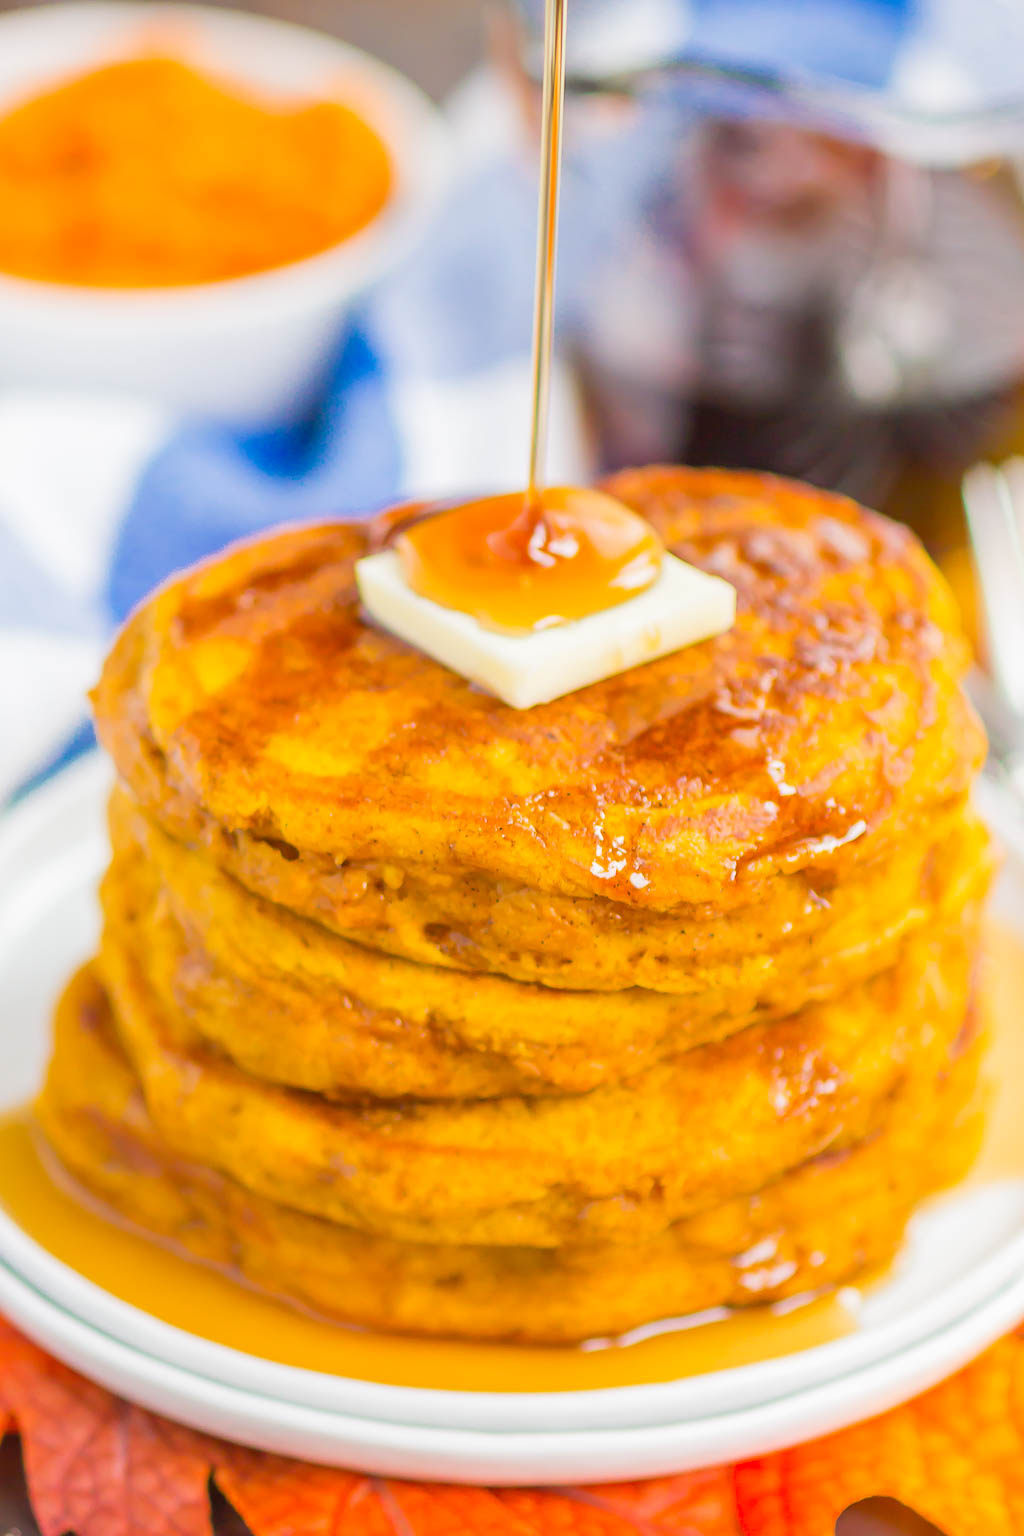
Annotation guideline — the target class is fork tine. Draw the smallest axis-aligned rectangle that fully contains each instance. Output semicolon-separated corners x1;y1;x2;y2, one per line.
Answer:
963;460;1024;719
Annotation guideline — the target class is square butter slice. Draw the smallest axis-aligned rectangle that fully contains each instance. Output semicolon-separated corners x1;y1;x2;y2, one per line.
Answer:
356;549;736;710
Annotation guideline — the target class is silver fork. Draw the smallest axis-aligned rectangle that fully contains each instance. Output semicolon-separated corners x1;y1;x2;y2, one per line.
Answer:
962;458;1024;799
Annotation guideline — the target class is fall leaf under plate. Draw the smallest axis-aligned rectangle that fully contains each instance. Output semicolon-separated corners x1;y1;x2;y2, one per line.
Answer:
2;1313;1023;1536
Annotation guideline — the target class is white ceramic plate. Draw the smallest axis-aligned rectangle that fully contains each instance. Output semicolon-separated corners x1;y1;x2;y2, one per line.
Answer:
1;757;1023;1479
0;1246;1022;1484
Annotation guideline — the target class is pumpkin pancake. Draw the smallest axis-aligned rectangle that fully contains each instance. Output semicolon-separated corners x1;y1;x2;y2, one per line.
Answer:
38;963;984;1344
107;785;983;993
93;468;985;981
103;789;993;1098
98;899;981;1247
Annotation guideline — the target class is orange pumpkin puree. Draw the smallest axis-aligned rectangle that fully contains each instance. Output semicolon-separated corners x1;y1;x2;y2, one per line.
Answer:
0;55;393;287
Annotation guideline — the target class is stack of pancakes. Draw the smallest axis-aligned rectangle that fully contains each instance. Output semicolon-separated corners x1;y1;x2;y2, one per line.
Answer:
39;465;993;1344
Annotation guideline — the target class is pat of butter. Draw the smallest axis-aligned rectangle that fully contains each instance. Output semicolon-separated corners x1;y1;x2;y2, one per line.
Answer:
355;550;736;710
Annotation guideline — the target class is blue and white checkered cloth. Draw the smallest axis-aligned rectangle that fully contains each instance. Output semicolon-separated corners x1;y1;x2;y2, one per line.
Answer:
4;0;1024;800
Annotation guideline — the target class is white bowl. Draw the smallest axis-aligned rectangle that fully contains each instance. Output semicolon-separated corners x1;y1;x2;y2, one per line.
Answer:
0;2;451;424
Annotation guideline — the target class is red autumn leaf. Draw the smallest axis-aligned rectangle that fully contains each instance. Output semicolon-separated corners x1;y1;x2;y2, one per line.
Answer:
0;1315;213;1536
213;1460;740;1536
213;1448;389;1536
495;1473;742;1536
389;1483;550;1536
733;1331;1024;1536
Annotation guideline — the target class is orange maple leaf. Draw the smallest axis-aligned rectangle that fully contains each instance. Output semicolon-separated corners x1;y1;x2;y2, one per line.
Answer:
496;1474;742;1536
733;1332;1024;1536
0;1315;213;1536
214;1448;391;1536
215;1452;739;1536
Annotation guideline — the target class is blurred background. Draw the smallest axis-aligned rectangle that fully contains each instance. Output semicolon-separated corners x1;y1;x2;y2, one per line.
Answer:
5;0;1024;794
0;0;487;96
4;0;1024;572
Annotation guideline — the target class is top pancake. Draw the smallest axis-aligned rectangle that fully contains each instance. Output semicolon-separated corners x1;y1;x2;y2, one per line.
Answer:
94;466;984;911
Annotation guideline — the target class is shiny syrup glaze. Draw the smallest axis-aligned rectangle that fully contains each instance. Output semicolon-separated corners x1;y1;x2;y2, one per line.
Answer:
0;922;1019;1393
122;469;980;920
394;487;663;635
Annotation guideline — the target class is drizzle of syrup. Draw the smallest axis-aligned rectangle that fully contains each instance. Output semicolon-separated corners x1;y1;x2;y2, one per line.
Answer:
396;486;663;636
391;0;661;644
1;920;1019;1395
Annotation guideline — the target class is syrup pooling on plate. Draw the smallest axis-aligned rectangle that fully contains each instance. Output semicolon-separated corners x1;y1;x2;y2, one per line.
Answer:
0;1113;853;1390
395;487;664;634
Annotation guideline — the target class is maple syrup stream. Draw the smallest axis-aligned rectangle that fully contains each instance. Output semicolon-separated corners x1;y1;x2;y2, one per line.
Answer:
525;0;567;512
395;0;662;636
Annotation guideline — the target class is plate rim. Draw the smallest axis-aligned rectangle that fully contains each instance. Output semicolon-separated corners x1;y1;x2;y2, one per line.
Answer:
0;1245;1022;1483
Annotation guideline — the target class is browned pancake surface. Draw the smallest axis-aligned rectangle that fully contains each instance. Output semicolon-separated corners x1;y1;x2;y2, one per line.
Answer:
94;468;984;921
98;901;980;1248
104;788;992;1098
